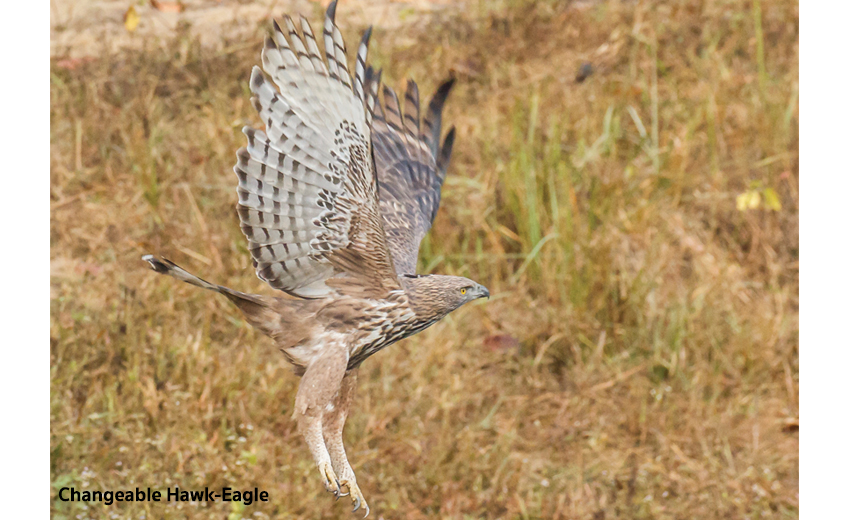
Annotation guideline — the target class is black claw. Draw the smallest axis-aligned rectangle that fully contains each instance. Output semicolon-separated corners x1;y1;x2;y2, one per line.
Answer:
352;497;361;512
338;481;350;497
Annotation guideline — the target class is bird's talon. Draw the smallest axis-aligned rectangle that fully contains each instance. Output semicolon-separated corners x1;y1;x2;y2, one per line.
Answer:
319;462;341;496
337;480;350;498
342;480;369;517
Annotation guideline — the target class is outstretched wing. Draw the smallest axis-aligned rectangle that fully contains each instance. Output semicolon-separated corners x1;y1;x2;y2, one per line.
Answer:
371;77;456;275
236;2;398;299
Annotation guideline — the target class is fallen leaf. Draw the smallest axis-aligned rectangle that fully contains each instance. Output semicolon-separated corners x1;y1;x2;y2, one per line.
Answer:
781;417;799;433
763;187;782;211
736;189;761;211
151;0;185;13
124;5;140;32
483;334;520;352
575;62;594;83
55;57;96;70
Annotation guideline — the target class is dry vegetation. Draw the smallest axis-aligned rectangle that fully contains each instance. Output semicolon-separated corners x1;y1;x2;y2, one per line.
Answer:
50;0;799;518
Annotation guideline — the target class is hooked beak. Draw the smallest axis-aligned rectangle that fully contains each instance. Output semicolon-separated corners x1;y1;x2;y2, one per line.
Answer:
479;285;490;300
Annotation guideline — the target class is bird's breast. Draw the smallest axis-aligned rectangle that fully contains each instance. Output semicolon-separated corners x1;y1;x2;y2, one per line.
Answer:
346;302;441;368
280;295;440;371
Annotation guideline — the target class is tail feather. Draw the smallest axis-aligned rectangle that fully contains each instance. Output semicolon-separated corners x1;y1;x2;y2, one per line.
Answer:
142;255;267;308
142;254;293;341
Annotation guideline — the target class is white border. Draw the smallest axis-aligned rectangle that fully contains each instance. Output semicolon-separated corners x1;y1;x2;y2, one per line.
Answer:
800;2;848;517
1;0;50;514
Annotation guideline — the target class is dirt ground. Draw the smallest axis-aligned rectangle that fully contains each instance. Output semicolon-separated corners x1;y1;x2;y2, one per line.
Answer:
50;0;460;59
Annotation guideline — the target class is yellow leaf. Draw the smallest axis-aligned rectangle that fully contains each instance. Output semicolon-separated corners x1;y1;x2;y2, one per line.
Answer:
736;190;763;211
763;187;782;211
124;5;140;33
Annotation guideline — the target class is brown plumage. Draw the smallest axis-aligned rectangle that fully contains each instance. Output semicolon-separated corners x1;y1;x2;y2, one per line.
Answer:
142;1;487;516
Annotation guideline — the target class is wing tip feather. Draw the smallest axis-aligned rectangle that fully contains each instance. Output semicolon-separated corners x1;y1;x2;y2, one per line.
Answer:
249;66;265;90
437;125;456;177
326;0;338;23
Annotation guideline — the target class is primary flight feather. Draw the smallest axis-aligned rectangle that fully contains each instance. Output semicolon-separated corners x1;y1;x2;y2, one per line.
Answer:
142;1;488;516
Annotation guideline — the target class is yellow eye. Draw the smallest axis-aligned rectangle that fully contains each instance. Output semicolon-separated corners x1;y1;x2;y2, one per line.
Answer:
460;288;467;295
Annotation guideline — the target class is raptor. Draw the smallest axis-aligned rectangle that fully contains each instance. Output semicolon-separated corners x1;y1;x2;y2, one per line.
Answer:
143;1;488;515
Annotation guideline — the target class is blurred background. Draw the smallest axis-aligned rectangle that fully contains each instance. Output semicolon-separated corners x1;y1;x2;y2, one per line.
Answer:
50;0;798;518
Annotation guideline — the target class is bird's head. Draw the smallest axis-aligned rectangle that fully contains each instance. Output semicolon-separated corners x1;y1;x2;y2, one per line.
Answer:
401;273;489;317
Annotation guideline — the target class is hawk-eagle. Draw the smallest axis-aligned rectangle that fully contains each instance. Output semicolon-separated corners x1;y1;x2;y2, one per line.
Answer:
143;1;488;515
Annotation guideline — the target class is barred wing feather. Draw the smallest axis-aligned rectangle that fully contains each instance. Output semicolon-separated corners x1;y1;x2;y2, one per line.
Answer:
236;2;398;299
371;77;456;275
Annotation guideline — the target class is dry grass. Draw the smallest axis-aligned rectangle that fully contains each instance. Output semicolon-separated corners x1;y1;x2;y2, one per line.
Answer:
50;0;799;518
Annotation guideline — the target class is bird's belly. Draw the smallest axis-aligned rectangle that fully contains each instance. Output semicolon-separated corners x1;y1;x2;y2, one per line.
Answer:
282;341;328;370
281;301;429;370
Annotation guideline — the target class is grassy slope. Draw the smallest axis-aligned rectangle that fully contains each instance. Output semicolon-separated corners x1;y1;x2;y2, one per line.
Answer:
50;1;798;518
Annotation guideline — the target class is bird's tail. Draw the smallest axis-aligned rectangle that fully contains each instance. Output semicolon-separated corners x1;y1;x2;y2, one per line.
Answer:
142;254;289;340
141;254;268;309
142;255;219;290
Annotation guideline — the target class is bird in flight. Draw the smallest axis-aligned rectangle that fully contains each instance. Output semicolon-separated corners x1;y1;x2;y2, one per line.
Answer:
143;1;488;515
